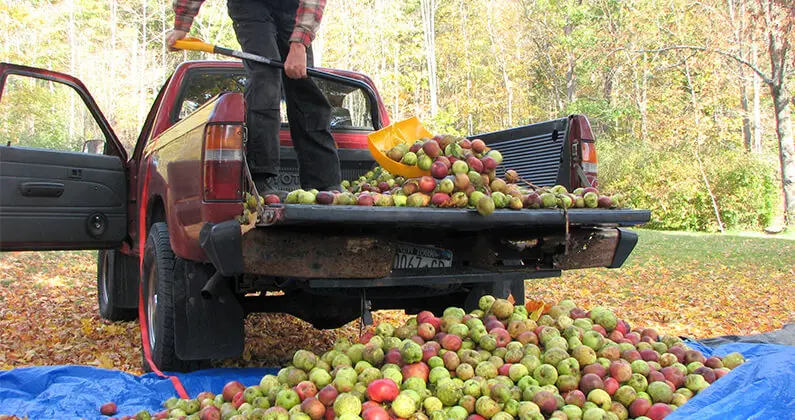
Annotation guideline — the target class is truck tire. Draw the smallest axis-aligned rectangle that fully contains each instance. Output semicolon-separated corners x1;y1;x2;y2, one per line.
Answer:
97;249;138;321
141;223;208;373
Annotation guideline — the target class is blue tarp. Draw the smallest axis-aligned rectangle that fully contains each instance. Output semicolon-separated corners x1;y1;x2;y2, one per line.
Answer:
1;343;793;420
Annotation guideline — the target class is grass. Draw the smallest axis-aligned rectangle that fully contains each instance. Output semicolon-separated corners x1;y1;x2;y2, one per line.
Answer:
627;229;795;271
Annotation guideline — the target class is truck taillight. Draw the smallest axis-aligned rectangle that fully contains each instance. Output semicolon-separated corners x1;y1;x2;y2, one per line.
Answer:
568;115;598;189
203;124;243;201
581;139;598;187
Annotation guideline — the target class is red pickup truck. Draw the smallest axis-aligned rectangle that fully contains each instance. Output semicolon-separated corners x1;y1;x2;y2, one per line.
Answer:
0;61;649;372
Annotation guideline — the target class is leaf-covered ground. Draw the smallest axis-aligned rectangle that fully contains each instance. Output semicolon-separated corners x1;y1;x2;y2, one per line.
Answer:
0;229;792;375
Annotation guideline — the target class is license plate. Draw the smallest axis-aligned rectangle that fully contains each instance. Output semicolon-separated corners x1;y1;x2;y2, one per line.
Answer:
393;243;453;269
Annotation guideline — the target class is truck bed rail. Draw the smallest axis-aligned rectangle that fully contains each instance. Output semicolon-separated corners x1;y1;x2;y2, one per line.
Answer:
257;205;650;229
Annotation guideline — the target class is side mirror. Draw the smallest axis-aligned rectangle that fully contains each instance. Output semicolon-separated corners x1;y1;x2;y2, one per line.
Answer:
82;139;105;154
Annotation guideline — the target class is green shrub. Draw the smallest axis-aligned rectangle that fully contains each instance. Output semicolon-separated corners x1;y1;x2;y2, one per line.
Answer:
597;140;779;232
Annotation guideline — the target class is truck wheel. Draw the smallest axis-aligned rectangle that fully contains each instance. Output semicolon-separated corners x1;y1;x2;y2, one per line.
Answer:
97;249;138;321
141;222;208;373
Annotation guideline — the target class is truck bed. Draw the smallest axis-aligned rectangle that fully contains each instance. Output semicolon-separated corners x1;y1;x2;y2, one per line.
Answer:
258;204;650;229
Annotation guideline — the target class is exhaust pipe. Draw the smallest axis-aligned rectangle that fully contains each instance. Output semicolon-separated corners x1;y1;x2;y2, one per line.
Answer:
201;272;229;300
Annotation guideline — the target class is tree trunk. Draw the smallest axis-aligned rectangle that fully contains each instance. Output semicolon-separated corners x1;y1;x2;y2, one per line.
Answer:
765;1;794;226
109;0;117;125
631;56;649;142
739;67;753;151
487;0;513;127
752;41;763;153
461;0;472;134
68;0;76;141
564;22;576;105
393;44;399;120
771;82;795;226
420;0;438;117
729;0;753;151
685;60;725;233
139;0;148;126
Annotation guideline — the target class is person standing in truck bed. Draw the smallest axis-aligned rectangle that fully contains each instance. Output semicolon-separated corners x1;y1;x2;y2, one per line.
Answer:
166;0;343;197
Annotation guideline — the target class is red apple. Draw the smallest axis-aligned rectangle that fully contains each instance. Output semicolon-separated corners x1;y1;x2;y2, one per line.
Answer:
431;192;451;207
385;349;403;365
471;139;486;153
360;331;374;344
435;156;452;168
423;141;442;159
441;334;462;351
481;156;498;171
418;323;436;341
198;406;220;420
625;332;641;346
363;406;390;420
497;363;512;377
301;397;326;420
615;320;631;335
604;377;619;396
418;176;437;194
609;330;624;342
646;403;673;420
295;380;318;401
592;325;607;337
648;370;665;384
417;311;435;324
232;391;245;409
317;384;339;407
223;381;246;402
367;379;400;403
431;162;449;179
402;362;430;382
264;194;281;205
579;373;604;395
490;328;511;347
629;398;651;418
466;156;484;173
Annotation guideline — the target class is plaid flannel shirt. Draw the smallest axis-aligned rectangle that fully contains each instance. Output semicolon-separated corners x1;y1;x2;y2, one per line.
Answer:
172;0;326;46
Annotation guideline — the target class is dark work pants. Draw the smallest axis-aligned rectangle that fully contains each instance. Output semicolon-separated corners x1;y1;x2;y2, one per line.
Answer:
227;0;342;190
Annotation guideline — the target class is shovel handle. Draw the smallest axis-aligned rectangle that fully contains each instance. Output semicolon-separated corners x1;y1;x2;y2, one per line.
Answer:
171;37;348;82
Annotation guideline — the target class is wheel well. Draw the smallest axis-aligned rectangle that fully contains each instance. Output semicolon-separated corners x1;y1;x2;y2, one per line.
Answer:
147;196;166;234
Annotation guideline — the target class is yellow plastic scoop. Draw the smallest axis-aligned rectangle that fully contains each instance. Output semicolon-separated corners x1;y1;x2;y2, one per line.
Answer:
367;116;434;178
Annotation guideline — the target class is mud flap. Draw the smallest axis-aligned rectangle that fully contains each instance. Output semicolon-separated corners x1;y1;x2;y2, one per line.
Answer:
172;259;244;361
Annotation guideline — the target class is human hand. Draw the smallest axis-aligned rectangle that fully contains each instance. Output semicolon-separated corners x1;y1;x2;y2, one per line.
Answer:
285;42;308;79
166;30;188;52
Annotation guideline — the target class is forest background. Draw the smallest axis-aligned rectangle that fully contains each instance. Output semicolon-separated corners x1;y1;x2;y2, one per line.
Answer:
2;0;794;232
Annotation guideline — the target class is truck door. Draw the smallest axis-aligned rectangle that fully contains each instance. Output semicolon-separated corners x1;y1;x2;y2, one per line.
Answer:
0;63;128;251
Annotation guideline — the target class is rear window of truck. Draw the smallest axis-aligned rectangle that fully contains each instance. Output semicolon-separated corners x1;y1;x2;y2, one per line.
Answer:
174;69;373;131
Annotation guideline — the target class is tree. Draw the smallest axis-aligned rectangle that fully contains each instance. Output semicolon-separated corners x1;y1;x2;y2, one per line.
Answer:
420;0;438;117
647;0;794;226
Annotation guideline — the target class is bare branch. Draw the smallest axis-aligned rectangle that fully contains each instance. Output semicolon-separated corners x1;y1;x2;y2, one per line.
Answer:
636;45;773;83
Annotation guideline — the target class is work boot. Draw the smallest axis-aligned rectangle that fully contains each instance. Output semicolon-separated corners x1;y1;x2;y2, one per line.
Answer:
319;184;345;193
254;176;288;202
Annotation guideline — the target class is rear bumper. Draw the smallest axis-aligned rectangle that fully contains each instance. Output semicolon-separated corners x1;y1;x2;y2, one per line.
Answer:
199;218;642;284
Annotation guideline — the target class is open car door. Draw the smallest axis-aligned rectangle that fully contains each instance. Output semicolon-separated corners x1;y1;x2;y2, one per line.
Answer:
0;63;128;251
